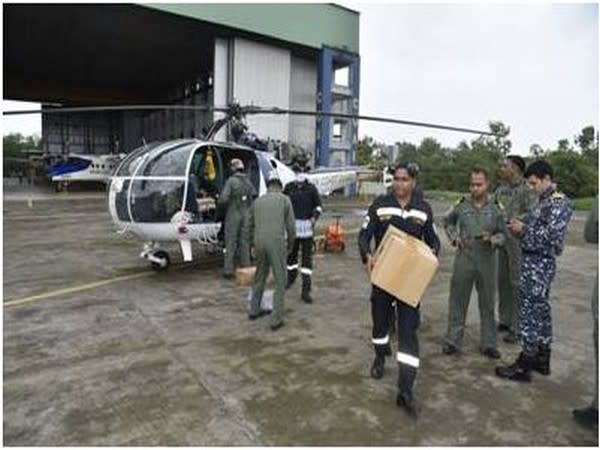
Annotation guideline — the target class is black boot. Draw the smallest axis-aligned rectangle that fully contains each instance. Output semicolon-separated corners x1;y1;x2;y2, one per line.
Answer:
286;271;297;289
301;276;313;303
396;390;417;418
532;347;551;375
573;406;599;428
495;352;534;382
370;355;385;379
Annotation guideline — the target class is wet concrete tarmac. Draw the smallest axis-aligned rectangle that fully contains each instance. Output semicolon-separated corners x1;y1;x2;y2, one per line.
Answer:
3;191;598;445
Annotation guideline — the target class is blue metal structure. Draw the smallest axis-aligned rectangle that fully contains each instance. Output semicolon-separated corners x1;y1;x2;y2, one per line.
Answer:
316;46;360;169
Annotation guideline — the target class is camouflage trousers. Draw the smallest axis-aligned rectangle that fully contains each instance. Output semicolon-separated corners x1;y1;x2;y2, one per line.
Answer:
519;254;556;355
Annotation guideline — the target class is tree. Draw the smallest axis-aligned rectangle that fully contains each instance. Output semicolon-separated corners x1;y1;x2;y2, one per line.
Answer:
575;126;596;153
557;139;572;152
356;136;375;166
529;143;544;157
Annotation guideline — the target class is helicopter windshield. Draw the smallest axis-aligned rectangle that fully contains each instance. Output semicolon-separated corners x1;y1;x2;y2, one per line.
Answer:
115;141;163;177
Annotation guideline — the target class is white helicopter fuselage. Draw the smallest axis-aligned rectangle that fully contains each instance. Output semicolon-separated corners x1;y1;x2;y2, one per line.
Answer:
107;139;356;268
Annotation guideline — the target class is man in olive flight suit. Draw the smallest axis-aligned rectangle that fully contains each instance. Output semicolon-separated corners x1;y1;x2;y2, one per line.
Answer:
248;173;296;331
494;155;536;343
219;158;257;279
443;167;506;359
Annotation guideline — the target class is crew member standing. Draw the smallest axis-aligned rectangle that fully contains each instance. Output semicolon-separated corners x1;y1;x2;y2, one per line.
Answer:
496;160;572;382
443;167;506;359
494;155;536;343
358;162;440;417
283;156;322;303
219;158;257;279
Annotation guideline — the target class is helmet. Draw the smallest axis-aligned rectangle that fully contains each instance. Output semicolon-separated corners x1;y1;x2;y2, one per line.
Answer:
230;158;244;171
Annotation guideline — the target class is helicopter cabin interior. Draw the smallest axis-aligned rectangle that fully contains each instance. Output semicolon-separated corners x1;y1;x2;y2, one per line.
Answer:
113;142;261;225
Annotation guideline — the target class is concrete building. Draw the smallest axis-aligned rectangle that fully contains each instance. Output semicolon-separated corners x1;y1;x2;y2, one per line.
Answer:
4;4;360;168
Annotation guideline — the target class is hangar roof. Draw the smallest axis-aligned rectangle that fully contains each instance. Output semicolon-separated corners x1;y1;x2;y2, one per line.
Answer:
145;3;360;55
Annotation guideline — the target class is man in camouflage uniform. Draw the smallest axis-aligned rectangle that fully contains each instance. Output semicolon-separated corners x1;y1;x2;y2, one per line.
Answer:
219;158;257;279
248;174;296;331
496;160;572;382
572;196;598;427
443;167;506;359
494;155;537;343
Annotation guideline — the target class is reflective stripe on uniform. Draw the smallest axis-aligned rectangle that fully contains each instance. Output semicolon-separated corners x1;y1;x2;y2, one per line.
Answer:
397;352;420;367
376;207;428;223
300;267;312;275
287;264;299;271
372;335;390;345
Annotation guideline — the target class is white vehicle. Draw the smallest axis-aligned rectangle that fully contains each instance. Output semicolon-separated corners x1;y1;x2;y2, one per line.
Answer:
108;139;357;270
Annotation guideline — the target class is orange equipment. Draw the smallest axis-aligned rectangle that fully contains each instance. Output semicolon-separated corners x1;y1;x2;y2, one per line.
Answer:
324;215;346;252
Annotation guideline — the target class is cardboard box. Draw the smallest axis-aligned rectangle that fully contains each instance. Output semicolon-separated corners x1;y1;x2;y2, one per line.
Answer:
370;225;439;307
236;266;256;287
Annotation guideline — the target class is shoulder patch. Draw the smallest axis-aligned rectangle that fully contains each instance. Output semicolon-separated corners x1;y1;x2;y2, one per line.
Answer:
552;191;565;200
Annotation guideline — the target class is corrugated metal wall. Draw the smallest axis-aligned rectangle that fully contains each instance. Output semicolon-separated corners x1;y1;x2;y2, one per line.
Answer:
232;38;290;142
289;55;318;156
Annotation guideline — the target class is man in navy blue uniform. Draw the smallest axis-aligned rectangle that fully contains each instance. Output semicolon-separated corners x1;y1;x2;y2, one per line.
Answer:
284;157;323;303
358;162;440;417
495;160;572;382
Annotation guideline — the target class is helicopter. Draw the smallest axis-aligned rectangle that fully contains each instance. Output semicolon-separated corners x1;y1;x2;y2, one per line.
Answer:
4;102;495;270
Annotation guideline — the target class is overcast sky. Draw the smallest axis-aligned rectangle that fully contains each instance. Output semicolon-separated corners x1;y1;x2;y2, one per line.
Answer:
3;3;598;157
345;2;599;155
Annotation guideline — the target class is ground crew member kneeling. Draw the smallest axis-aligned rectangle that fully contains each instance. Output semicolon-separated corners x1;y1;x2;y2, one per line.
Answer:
219;158;257;279
358;162;440;417
442;167;505;359
247;174;296;331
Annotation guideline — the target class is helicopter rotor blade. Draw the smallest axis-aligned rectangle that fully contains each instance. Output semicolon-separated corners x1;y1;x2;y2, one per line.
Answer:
243;106;495;136
2;104;230;116
3;103;495;136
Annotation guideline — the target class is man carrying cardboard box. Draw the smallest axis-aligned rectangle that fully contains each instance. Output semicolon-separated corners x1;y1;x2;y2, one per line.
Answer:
358;162;440;417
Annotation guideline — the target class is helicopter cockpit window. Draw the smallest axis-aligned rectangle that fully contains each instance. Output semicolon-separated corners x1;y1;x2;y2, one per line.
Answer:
115;141;162;177
141;142;196;176
127;142;199;223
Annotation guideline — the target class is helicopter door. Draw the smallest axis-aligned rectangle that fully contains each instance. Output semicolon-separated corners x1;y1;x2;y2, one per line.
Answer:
189;145;222;222
214;145;260;194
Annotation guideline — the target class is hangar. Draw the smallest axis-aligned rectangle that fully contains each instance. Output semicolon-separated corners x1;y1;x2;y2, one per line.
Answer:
3;3;360;168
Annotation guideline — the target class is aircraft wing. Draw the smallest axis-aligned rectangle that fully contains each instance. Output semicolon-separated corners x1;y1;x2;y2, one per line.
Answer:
305;168;358;196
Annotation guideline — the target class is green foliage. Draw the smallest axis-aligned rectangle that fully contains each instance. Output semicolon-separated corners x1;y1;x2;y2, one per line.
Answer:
356;136;375;166
3;133;41;159
357;123;597;198
572;197;595;211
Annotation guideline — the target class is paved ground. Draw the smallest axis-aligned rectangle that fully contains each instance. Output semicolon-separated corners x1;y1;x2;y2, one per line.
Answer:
3;189;598;445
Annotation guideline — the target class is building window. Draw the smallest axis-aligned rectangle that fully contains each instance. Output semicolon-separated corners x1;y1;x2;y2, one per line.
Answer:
333;121;343;140
334;66;349;87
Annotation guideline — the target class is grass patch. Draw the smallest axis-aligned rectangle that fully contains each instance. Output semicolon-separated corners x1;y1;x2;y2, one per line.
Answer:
572;197;595;211
423;190;466;203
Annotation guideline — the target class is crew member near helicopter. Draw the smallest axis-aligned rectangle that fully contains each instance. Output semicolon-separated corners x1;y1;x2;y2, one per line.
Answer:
219;158;257;279
358;162;440;417
283;153;322;303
